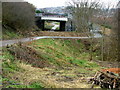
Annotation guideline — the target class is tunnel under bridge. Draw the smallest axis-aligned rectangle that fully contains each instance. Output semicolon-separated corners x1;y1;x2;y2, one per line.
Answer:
35;16;68;31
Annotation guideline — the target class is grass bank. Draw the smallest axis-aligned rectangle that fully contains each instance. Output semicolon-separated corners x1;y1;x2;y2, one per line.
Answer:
2;25;41;40
2;38;104;88
2;24;91;40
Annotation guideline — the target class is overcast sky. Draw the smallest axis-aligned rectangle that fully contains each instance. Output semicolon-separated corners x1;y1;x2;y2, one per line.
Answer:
24;0;118;8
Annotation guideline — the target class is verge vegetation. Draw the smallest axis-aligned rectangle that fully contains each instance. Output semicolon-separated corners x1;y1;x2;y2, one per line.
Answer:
2;38;105;88
2;2;39;40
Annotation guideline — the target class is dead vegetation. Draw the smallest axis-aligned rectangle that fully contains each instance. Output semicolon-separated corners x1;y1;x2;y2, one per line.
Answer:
2;38;102;88
3;38;118;88
7;43;50;68
90;69;120;89
12;63;93;88
3;30;91;40
31;31;91;37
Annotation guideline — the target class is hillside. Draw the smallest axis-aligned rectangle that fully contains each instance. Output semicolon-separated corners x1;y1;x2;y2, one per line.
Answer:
2;1;119;89
2;38;103;88
38;6;66;14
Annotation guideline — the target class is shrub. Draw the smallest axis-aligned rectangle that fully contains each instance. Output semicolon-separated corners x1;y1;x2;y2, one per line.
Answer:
2;2;36;31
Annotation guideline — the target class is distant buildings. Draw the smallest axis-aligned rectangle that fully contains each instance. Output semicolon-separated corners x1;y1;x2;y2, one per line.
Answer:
37;6;66;14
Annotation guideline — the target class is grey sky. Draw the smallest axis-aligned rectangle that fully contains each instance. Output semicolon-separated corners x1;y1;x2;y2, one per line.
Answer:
24;0;118;8
1;0;118;8
23;0;69;8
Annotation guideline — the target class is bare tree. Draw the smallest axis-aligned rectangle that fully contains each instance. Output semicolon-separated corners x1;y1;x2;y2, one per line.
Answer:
96;3;119;61
68;0;102;60
67;0;119;61
69;0;101;32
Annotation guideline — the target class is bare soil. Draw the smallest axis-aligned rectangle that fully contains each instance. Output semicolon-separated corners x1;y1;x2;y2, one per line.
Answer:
7;44;51;68
94;60;120;68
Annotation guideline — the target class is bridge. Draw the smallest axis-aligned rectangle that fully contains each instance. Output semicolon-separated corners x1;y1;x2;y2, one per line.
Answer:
35;13;69;31
41;16;68;21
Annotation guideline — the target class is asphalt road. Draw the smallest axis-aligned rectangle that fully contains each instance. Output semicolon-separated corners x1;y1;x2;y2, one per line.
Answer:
0;22;103;47
0;36;91;47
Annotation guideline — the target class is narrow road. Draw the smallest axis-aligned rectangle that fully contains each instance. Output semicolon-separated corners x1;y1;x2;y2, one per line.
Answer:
51;22;59;31
90;24;102;38
51;25;59;30
0;36;102;47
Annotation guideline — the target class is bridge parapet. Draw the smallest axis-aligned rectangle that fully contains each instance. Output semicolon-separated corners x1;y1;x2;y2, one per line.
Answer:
41;16;68;21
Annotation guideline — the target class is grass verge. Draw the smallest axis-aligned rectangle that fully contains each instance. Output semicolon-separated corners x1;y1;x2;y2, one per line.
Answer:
2;38;103;88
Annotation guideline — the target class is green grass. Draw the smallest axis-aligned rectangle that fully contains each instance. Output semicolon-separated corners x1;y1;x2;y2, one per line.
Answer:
2;25;23;40
2;48;44;88
68;57;99;68
3;77;43;88
2;38;101;88
44;21;54;30
44;25;53;30
6;82;43;88
2;50;19;88
29;39;100;68
44;21;60;30
101;24;112;29
2;49;19;72
3;30;23;40
56;27;60;30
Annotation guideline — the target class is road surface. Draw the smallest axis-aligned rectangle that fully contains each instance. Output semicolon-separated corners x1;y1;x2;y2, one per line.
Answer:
0;35;102;47
51;22;59;31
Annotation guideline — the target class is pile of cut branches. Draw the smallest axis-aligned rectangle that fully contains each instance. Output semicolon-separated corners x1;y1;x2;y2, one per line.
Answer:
90;70;120;89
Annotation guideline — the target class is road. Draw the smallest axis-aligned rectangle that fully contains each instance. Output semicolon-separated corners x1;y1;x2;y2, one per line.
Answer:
1;23;102;47
51;22;59;31
51;25;59;30
90;24;102;38
0;35;102;47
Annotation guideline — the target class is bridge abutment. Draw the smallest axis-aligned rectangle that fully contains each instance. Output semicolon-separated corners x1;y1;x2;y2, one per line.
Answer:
60;21;66;31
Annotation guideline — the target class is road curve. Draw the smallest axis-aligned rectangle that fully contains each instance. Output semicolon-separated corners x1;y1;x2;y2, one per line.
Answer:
0;36;101;47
